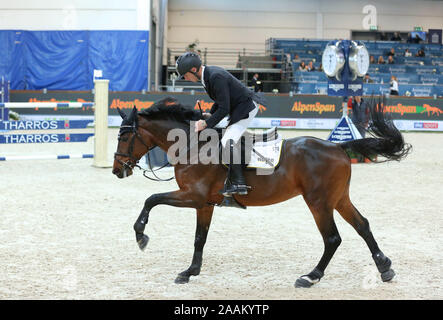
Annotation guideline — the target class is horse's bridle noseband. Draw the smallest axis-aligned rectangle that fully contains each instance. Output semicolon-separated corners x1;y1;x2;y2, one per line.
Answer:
114;125;152;170
114;125;173;181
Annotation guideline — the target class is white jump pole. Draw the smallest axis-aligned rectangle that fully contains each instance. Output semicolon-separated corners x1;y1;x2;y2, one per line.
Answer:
0;102;94;108
93;79;111;168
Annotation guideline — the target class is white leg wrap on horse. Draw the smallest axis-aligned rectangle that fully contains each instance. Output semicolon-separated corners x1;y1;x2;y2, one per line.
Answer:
300;276;320;284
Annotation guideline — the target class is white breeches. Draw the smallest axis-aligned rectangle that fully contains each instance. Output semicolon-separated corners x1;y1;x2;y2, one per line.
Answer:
221;101;259;148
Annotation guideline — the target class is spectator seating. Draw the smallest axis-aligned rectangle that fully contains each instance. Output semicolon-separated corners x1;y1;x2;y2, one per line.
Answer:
237;55;276;69
267;38;443;96
294;82;328;94
293;71;327;83
420;74;443;84
362;83;442;97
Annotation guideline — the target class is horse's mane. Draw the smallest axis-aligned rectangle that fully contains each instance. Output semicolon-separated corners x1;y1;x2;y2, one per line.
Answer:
139;97;201;125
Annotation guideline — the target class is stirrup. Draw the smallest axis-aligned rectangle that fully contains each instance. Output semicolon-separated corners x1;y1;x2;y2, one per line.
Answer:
218;195;247;209
220;183;250;196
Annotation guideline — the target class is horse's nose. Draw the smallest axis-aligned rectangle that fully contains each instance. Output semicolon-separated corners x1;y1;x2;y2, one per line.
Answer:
112;167;121;175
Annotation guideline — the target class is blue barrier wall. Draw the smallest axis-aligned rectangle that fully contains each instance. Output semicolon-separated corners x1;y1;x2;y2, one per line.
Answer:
0;30;149;91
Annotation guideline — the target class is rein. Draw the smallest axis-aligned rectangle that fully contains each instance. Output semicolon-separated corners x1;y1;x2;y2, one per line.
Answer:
143;148;174;182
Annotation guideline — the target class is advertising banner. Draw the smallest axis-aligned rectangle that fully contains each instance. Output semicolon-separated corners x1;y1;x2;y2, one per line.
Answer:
7;91;443;131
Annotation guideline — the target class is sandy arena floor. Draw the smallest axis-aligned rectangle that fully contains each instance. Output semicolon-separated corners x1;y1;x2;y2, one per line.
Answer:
0;129;442;300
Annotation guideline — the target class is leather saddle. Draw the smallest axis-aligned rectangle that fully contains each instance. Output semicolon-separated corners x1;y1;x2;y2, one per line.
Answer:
244;127;279;143
218;127;281;170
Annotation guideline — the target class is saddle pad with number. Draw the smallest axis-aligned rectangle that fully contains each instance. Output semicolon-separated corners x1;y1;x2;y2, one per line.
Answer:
247;135;284;169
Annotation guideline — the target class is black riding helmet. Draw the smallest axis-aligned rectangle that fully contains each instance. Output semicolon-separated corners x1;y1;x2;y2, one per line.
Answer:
175;52;202;79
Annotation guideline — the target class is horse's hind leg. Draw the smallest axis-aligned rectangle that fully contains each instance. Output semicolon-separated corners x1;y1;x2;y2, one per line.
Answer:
175;205;214;284
335;193;395;283
295;198;342;288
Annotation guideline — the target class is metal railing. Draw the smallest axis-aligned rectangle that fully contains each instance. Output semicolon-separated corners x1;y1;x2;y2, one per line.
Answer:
167;47;280;69
165;47;293;93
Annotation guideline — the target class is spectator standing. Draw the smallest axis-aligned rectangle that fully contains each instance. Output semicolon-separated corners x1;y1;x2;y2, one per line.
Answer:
390;75;399;95
349;96;370;162
349;96;369;138
391;32;402;41
250;73;263;92
293;54;301;64
271;56;277;68
284;54;293;81
286;54;292;65
414;34;422;43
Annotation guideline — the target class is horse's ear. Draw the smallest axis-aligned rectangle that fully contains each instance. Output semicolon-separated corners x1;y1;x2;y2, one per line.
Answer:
128;106;138;126
117;107;127;119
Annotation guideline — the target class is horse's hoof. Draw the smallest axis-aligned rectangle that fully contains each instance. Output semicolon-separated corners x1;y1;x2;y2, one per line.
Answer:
137;234;149;251
295;276;318;288
381;268;395;282
175;274;190;284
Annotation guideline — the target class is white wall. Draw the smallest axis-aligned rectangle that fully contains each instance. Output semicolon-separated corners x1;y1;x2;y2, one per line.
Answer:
2;0;440;68
168;0;443;54
0;0;150;30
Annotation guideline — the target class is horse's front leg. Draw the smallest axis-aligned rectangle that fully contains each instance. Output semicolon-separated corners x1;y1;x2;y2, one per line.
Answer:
175;205;214;284
133;190;205;250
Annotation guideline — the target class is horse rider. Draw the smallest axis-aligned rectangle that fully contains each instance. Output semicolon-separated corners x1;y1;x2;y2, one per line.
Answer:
175;51;265;196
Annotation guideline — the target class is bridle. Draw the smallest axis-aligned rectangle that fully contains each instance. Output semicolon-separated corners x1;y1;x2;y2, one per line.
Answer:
114;125;174;182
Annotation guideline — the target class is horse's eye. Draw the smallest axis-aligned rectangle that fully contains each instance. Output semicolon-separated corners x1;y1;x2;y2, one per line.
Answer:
118;132;130;142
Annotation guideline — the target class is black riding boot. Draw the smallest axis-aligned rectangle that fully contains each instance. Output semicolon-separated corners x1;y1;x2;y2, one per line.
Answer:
221;139;249;196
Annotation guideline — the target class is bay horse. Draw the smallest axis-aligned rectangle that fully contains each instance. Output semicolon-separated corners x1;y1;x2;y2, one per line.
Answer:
112;97;411;288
